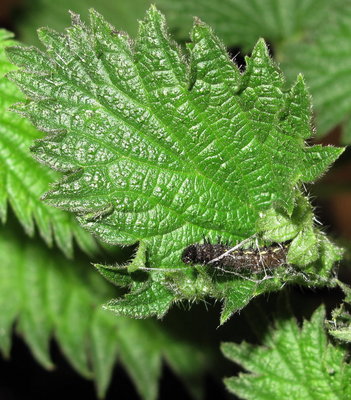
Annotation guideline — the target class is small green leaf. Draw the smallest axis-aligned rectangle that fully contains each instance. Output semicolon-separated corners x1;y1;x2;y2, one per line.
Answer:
287;227;319;266
328;285;351;344
317;234;344;276
95;264;137;288
258;208;302;242
95;241;148;287
222;305;351;400
128;241;147;272
329;303;351;343
301;145;344;182
329;328;351;342
104;281;174;319
220;281;257;325
258;194;313;242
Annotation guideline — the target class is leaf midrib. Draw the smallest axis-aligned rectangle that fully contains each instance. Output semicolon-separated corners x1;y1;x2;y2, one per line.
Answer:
149;16;257;201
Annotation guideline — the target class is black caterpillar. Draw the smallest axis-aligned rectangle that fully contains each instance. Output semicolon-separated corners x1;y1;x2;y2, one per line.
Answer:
181;243;288;272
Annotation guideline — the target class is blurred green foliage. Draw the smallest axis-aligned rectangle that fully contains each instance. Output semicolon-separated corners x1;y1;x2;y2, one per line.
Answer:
18;0;151;45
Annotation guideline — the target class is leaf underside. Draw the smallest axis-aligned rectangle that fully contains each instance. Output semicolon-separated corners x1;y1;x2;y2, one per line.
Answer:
6;8;344;322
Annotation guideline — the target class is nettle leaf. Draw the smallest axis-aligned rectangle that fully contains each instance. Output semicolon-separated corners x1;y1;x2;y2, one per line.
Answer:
159;0;351;142
0;29;98;258
105;281;174;319
7;8;343;322
222;305;351;400
0;220;208;400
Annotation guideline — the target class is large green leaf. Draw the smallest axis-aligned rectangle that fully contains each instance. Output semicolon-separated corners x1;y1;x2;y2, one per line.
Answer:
0;29;98;258
6;8;343;322
0;218;208;399
222;305;351;400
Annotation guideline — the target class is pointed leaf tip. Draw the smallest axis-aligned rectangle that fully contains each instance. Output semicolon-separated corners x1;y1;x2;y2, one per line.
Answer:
146;4;163;19
252;38;270;57
103;282;175;319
